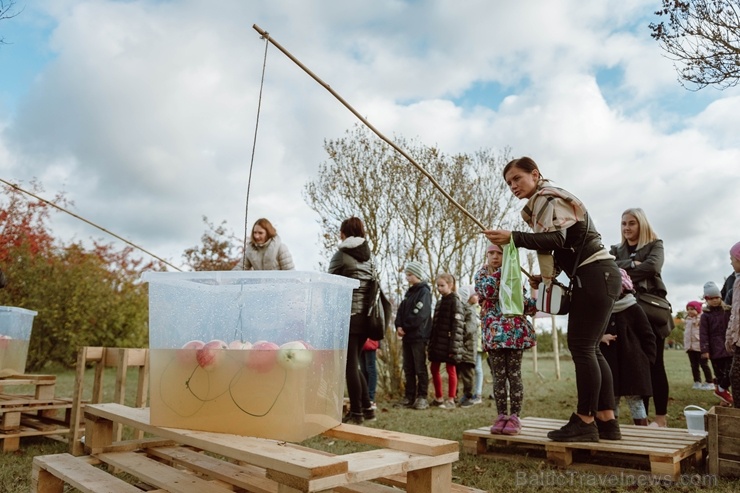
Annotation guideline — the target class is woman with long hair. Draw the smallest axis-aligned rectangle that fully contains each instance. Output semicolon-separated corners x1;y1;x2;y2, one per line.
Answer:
610;208;672;427
236;218;294;270
484;157;622;442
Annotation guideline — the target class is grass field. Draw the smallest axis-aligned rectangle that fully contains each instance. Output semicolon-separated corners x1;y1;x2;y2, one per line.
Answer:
2;348;738;492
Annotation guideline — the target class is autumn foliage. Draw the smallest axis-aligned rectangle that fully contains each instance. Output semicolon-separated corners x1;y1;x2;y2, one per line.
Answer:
0;181;156;369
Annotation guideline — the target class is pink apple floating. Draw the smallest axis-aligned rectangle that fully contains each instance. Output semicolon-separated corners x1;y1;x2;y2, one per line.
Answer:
0;334;11;349
228;340;252;350
196;339;228;371
177;339;205;365
246;340;279;373
277;341;313;370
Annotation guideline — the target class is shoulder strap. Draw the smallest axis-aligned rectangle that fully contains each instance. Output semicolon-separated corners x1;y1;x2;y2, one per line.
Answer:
568;213;591;279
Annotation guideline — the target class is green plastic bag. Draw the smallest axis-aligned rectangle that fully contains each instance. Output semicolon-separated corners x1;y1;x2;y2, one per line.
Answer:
499;237;524;316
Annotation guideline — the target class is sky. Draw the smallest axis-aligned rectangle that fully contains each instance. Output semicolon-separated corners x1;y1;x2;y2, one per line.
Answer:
1;0;739;314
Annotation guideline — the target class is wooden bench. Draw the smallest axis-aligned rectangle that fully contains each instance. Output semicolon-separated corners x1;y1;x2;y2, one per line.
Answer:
31;402;484;493
463;416;707;481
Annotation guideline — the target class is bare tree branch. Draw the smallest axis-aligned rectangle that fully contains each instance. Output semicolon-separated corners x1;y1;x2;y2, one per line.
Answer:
650;0;740;90
0;0;22;45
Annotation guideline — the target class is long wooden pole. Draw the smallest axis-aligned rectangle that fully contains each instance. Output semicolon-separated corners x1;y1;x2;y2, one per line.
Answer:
251;24;487;231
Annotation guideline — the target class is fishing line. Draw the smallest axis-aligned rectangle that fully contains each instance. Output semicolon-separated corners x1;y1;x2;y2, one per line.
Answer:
251;24;487;231
242;31;271;267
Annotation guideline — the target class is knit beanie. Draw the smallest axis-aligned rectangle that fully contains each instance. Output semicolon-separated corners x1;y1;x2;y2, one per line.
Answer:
404;261;425;281
487;244;503;253
457;285;474;302
686;301;703;313
703;281;721;298
731;241;740;261
619;268;633;293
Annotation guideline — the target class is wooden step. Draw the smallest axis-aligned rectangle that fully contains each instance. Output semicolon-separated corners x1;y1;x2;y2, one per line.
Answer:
463;416;707;480
32;453;145;493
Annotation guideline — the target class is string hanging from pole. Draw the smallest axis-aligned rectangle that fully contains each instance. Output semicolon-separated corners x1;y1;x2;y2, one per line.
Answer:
242;31;271;268
251;24;488;232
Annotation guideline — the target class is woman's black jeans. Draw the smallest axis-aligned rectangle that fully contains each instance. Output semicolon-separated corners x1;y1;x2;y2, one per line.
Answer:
566;259;621;416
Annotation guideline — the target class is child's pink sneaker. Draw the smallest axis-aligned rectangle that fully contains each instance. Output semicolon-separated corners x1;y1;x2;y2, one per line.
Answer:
502;414;522;435
490;414;508;435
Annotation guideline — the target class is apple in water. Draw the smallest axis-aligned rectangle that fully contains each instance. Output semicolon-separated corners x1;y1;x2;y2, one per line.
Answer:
228;340;252;350
277;341;313;370
227;339;252;365
246;340;279;372
196;339;228;371
177;339;205;365
0;334;11;349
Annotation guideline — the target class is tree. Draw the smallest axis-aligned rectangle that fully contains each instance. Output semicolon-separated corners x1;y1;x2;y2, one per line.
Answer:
304;125;525;396
305;124;523;295
0;1;21;45
0;181;157;369
182;216;243;271
650;0;740;90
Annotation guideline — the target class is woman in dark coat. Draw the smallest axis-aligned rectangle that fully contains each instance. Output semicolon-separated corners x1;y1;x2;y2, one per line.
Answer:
600;269;656;426
610;208;671;427
328;217;375;424
428;273;465;409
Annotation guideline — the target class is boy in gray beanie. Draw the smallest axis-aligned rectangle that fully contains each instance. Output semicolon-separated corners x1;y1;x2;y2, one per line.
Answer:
394;261;432;410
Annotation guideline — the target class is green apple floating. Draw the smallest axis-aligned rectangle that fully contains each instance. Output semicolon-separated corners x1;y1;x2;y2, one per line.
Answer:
177;339;205;365
246;340;279;372
196;339;228;371
277;341;313;370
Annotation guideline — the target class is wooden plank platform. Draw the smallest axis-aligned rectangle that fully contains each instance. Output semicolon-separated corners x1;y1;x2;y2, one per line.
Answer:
463;416;707;481
30;402;484;493
0;374;72;452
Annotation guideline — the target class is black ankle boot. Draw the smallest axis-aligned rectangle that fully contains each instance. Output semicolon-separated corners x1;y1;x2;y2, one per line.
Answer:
595;417;622;440
547;413;599;442
342;412;364;425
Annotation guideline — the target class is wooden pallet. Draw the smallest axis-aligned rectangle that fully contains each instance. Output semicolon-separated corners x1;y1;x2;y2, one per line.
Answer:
31;402;484;493
706;405;740;477
0;374;72;452
463;416;706;481
68;347;149;456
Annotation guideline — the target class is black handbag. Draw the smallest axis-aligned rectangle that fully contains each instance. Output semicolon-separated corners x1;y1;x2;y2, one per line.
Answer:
366;273;391;341
636;292;674;338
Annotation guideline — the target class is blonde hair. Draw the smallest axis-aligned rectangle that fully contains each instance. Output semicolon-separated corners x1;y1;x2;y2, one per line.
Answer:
436;273;457;292
620;208;659;249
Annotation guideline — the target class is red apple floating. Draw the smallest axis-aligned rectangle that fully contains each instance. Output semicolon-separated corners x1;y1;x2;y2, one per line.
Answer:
177;339;205;365
196;339;228;371
277;341;313;370
0;334;11;349
246;340;279;373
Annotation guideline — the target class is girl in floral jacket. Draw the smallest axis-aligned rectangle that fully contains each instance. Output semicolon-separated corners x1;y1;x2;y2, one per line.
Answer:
474;244;537;436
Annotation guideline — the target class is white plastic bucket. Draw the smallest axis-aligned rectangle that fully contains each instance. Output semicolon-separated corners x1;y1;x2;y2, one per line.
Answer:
684;405;708;436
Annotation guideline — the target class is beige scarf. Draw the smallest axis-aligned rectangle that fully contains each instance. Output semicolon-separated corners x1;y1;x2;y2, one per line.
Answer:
521;180;587;233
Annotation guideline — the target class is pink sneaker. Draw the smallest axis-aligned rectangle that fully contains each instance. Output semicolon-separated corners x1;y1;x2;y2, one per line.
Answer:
490;414;508;435
715;387;734;405
502;414;521;435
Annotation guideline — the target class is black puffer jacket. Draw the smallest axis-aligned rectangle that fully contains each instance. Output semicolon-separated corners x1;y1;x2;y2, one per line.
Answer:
600;299;656;397
328;237;374;317
394;281;433;341
428;293;465;364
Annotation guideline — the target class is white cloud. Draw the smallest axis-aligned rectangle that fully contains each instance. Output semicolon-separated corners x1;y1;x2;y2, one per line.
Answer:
1;0;738;310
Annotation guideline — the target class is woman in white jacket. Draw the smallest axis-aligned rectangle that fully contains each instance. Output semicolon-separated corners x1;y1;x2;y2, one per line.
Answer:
236;218;295;271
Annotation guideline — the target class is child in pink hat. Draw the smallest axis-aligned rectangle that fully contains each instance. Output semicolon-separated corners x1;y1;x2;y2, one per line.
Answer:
684;301;713;390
